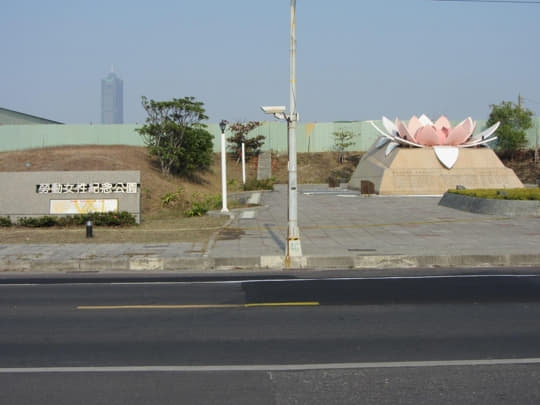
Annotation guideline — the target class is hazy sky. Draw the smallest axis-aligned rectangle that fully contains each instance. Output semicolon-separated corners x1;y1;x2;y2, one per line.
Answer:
3;0;540;124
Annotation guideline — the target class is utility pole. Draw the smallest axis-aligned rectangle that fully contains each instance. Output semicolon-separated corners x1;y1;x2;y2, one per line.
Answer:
517;93;538;163
286;0;302;261
260;1;302;263
535;125;538;164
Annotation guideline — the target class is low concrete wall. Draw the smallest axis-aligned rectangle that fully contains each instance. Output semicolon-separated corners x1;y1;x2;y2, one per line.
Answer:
0;171;141;223
439;192;540;216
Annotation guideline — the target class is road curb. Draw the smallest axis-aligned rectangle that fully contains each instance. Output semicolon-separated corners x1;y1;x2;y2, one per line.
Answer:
1;253;538;273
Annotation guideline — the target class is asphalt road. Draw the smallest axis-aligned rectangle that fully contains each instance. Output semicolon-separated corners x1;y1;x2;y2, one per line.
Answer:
1;271;540;404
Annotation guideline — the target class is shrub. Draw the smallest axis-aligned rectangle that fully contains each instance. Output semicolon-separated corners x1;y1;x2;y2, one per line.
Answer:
56;216;78;227
38;216;58;227
0;217;12;227
184;202;208;217
243;177;275;191
227;178;242;192
183;193;222;217
16;217;42;227
160;187;185;208
84;211;136;226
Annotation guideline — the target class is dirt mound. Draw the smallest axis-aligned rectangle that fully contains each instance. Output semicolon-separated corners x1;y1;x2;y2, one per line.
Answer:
271;152;362;185
501;156;539;185
0;145;256;216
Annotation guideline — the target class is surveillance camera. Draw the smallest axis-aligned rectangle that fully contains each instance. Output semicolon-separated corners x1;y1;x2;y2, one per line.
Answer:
260;106;287;115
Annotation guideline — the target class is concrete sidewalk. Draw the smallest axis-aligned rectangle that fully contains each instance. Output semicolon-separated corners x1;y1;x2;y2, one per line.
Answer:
0;184;539;272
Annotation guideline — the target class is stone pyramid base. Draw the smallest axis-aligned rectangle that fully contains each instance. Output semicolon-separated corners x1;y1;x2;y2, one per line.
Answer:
348;147;523;195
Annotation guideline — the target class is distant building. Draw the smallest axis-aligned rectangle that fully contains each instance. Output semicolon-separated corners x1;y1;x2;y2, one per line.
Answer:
0;107;62;125
101;70;123;124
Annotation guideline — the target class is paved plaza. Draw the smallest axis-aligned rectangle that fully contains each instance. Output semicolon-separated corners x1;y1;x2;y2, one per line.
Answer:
0;184;539;272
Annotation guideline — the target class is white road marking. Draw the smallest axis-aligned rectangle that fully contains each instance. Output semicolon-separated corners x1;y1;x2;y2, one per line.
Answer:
239;211;255;219
2;358;540;373
247;193;261;205
107;274;539;286
0;274;537;287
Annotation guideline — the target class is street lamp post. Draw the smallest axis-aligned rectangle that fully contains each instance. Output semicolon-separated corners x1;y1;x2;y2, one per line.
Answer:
219;120;229;213
286;0;302;259
261;0;302;262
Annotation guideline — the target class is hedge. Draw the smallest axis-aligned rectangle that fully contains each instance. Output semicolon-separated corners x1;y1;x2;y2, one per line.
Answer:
0;212;136;228
448;188;540;201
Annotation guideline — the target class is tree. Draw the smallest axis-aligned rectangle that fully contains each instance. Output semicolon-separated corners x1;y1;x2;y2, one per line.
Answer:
332;129;358;164
227;121;265;162
136;96;214;177
487;101;532;158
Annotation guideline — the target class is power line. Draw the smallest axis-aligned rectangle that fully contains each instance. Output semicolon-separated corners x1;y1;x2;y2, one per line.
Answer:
434;0;540;4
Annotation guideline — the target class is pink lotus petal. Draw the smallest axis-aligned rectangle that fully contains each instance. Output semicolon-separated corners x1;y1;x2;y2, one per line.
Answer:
415;126;440;146
397;120;414;142
434;116;451;131
435;127;448;144
407;116;422;140
446;117;474;146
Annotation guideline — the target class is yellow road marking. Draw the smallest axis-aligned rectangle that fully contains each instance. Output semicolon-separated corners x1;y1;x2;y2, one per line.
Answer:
77;302;320;310
244;302;319;308
77;304;241;310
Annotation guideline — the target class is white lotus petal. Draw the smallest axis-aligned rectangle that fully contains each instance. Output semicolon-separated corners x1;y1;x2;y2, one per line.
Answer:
370;121;395;140
376;136;391;149
385;141;399;156
374;119;423;148
467;121;500;142
434;146;459;169
470;119;477;137
418;114;434;126
382;116;399;137
460;136;498;148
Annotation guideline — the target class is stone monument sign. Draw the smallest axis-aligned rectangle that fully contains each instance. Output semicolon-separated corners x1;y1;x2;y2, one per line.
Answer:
0;171;141;223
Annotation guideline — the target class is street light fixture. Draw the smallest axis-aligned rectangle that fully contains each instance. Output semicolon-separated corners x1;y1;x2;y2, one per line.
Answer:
219;119;229;213
261;0;302;262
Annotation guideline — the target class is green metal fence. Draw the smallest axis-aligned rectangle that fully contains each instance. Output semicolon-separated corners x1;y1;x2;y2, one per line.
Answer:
0;119;538;153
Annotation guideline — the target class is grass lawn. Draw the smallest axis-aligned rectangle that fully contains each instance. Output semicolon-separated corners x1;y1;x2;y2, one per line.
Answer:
0;214;229;244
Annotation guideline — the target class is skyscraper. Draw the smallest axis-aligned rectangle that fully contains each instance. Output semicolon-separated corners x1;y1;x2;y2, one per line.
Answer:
101;69;123;124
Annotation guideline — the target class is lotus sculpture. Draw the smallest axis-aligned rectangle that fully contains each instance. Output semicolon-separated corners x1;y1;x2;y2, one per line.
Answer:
370;114;500;169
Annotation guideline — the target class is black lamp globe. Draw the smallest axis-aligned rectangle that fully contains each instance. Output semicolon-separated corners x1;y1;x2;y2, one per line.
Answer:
219;120;227;133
